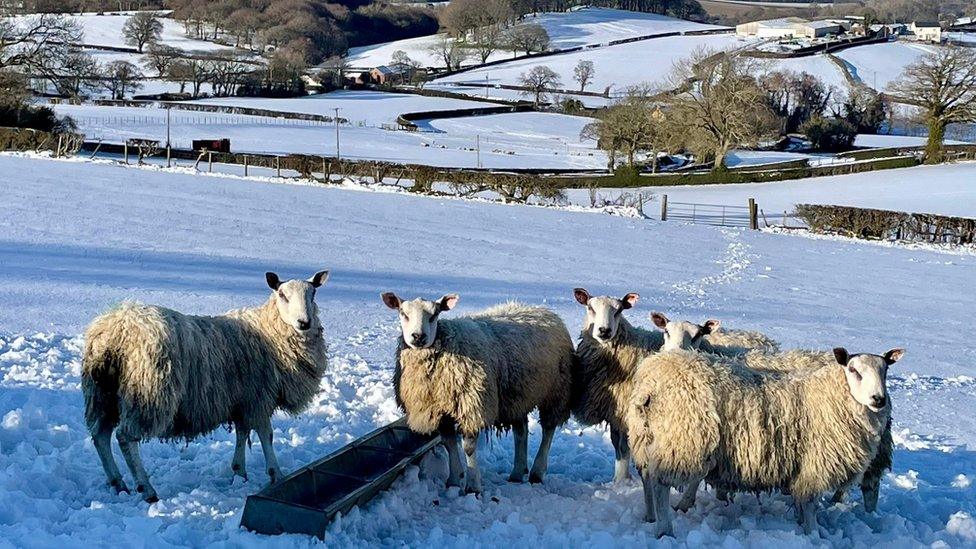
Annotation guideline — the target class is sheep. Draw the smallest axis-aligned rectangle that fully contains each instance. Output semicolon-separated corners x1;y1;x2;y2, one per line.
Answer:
627;346;903;537
571;288;659;483
650;313;779;356
82;270;330;503
653;311;891;512
382;293;573;494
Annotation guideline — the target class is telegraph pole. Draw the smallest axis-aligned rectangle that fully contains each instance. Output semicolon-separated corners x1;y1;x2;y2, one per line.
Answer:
333;107;340;160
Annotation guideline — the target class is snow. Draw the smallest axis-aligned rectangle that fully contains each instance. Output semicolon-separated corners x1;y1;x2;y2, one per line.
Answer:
724;150;815;168
834;42;937;92
1;153;975;546
64;12;233;53
568;161;976;219
51;102;604;170
761;54;851;95
854;134;970;148
344;7;724;69
184;90;499;127
432;34;753;97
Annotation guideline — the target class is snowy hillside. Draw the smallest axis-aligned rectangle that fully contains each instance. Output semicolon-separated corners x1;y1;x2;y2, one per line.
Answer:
431;34;751;98
65;11;231;53
344;7;725;69
0;154;974;546
51;102;604;170
834;42;937;92
568;161;976;219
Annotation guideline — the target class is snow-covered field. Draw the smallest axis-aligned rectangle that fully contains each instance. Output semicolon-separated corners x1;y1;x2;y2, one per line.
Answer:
65;11;232;53
344;7;724;69
762;54;850;96
572;161;976;219
52;102;604;170
432;34;752;99
834;42;937;92
0;154;974;546
185;90;497;126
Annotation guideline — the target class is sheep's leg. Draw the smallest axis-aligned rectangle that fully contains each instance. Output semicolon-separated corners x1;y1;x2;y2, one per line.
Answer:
638;466;657;523
255;418;281;484
861;475;881;512
508;417;529;483
716;484;731;503
232;422;249;481
529;425;556;484
676;474;704;512
92;425;128;494
796;496;819;535
462;433;482;494
437;420;463;488
116;432;157;503
610;426;632;483
651;474;674;538
831;488;847;504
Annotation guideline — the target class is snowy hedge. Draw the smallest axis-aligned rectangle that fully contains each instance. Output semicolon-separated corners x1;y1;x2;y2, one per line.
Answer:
796;204;976;245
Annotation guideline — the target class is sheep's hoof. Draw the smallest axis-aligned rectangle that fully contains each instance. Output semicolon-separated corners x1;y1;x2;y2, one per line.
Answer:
268;468;280;484
232;464;248;481
675;500;694;513
507;472;525;483
528;472;544;484
654;527;673;539
144;494;160;504
110;478;130;495
137;485;159;503
464;482;482;495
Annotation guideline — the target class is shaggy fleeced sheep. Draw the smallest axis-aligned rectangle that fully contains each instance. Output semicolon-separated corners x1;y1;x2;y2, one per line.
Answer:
82;271;330;502
739;349;893;511
383;293;573;494
627;347;902;537
571;288;660;483
650;313;780;356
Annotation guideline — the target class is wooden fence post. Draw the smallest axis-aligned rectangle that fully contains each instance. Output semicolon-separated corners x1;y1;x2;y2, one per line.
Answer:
276;156;281;178
55;136;62;158
661;194;668;221
748;198;758;230
208;151;213;172
244;155;249;177
124;142;129;164
166;145;171;168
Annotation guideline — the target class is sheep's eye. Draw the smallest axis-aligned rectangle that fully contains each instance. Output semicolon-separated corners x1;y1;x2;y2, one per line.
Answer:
278;291;288;303
587;305;594;313
848;367;862;380
400;312;408;321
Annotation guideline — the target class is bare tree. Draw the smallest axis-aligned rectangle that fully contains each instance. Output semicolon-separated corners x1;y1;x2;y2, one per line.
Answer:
665;50;779;171
573;59;595;92
427;35;467;71
518;65;561;107
102;60;144;99
122;11;163;53
319;55;351;88
143;43;179;77
889;46;976;163
504;23;549;56
581;85;671;170
0;14;83;72
207;55;250;96
167;58;209;97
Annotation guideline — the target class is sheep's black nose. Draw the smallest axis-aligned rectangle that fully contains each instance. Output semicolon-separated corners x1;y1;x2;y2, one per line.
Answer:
871;395;886;408
411;332;425;344
598;327;611;338
297;320;310;330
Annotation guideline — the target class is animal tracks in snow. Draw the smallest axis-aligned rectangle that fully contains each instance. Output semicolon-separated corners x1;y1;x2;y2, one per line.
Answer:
669;229;757;307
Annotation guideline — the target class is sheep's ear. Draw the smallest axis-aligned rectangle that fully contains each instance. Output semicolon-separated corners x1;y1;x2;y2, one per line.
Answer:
621;293;639;309
702;319;721;334
573;288;590;306
438;294;459;312
883;348;905;365
266;272;281;290
381;292;401;310
833;347;849;366
651;312;668;329
309;270;330;288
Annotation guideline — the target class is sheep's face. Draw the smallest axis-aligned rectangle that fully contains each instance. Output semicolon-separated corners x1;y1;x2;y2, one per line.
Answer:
652;313;720;352
834;347;904;412
266;271;329;334
382;292;459;349
574;288;638;345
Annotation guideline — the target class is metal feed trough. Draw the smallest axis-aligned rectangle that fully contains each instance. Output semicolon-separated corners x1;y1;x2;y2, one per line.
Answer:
240;418;439;539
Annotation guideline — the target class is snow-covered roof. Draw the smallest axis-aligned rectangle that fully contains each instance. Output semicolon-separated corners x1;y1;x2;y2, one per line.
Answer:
755;17;808;29
800;20;842;30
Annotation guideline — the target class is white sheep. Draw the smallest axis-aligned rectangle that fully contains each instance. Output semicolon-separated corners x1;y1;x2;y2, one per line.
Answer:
82;271;330;502
571;288;659;483
627;346;902;537
650;313;779;356
382;293;573;494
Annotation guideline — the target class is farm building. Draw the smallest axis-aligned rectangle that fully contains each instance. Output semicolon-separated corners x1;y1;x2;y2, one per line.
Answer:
736;17;808;39
795;20;844;39
909;21;943;42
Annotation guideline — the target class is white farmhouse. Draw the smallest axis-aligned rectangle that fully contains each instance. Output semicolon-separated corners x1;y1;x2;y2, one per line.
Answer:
909;21;943;43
